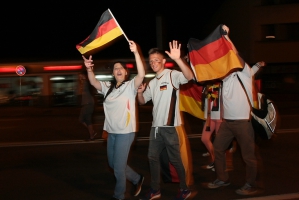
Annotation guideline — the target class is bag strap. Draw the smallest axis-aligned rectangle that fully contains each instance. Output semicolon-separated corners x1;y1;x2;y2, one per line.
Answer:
236;74;252;120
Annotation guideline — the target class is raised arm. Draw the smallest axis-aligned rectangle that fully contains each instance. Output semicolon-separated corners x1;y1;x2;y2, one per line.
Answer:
82;55;102;91
222;25;238;54
129;40;145;89
165;40;194;81
252;61;266;75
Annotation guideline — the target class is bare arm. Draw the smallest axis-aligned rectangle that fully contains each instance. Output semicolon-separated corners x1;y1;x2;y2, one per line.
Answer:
222;25;238;54
137;83;146;105
252;61;266;75
129;40;145;89
165;40;194;81
82;55;102;91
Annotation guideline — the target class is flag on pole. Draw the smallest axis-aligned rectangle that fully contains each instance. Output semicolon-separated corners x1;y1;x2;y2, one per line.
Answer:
179;81;204;120
76;9;124;55
188;24;243;82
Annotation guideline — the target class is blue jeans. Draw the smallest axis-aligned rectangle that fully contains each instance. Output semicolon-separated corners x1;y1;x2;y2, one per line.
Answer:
107;132;140;199
148;127;188;190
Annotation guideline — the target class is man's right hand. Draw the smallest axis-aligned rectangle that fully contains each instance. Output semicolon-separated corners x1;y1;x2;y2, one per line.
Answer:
137;83;146;93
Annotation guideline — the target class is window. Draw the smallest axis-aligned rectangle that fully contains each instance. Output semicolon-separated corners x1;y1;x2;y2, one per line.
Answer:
262;23;299;41
261;0;299;5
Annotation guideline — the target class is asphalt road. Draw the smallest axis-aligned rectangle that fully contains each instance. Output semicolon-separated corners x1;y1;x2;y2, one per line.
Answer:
0;105;299;200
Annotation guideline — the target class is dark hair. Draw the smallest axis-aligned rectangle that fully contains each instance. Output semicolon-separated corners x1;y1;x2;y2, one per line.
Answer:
102;61;129;102
80;70;88;76
148;48;166;59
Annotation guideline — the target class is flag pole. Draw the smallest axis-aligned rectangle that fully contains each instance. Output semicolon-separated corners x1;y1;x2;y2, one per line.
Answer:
108;8;130;43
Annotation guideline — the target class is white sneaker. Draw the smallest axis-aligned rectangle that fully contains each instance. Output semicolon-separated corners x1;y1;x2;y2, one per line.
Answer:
202;152;210;157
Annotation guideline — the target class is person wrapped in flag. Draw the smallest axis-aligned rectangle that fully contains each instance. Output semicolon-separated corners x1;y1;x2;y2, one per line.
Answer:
137;40;194;200
82;40;145;200
204;25;266;196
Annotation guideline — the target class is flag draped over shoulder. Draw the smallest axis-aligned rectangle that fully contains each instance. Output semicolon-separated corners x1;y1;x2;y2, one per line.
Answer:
160;82;204;185
179;81;204;120
76;9;123;55
160;126;194;186
188;24;243;82
253;79;260;109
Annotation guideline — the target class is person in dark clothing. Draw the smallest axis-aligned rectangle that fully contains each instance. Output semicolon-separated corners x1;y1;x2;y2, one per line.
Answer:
79;71;97;140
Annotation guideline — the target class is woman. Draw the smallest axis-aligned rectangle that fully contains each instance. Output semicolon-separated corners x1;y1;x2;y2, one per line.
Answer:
201;81;222;171
82;40;145;200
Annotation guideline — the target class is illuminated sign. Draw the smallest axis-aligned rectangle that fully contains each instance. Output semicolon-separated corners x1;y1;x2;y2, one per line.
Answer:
0;67;16;73
165;62;174;68
126;63;134;69
16;65;26;76
44;66;82;71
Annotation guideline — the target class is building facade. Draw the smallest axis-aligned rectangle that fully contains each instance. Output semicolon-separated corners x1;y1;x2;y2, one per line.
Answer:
203;0;299;105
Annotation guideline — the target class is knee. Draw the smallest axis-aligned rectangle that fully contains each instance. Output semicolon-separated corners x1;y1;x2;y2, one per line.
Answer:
201;136;209;144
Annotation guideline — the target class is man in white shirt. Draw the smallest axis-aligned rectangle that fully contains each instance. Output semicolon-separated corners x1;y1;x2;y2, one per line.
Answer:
137;40;194;200
207;25;266;196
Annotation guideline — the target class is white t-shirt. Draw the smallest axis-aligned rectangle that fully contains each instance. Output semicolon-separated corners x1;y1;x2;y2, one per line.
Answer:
222;63;259;119
143;69;188;127
98;78;137;134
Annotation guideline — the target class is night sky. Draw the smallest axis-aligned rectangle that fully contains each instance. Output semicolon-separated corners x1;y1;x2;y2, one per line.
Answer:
0;0;225;63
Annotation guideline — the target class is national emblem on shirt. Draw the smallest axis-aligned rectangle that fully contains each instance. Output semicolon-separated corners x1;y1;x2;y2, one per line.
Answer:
160;85;167;91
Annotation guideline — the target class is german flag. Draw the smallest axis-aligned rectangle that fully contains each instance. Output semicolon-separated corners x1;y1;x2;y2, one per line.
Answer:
160;125;194;186
188;24;243;82
76;9;123;55
179;81;204;120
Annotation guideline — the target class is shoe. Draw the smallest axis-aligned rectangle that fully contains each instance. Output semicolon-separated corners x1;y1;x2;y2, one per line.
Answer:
235;183;258;195
203;163;214;169
133;175;144;196
89;132;97;140
202;152;210;157
174;189;191;200
207;179;230;189
140;188;161;200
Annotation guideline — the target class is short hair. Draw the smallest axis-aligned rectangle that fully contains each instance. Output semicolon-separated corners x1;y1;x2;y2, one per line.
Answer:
148;48;166;59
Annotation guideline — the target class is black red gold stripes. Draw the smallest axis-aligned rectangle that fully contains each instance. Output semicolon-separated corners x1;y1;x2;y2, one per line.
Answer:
188;24;243;82
76;10;123;55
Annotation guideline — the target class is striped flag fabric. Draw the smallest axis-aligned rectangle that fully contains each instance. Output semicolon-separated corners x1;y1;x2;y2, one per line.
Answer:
188;24;243;82
160;125;194;186
179;81;204;120
76;9;123;55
